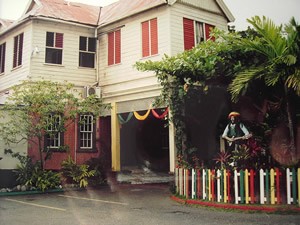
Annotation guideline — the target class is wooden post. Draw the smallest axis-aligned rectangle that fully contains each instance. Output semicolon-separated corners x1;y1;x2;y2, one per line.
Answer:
111;102;120;171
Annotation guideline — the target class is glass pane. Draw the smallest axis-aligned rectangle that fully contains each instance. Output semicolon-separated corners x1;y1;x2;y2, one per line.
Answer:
88;38;96;52
46;32;54;47
80;36;87;51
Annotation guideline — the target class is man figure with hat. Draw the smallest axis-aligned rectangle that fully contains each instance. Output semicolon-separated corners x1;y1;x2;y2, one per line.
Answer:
222;111;251;152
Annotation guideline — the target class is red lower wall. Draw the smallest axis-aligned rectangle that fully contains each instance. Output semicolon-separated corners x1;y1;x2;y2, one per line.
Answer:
28;118;103;170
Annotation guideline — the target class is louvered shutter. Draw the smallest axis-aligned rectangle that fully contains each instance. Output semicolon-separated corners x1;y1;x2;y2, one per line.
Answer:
205;24;215;41
55;33;63;48
108;32;115;65
115;30;121;64
18;33;24;66
13;36;18;68
183;18;194;50
150;18;158;55
142;21;150;57
0;43;5;73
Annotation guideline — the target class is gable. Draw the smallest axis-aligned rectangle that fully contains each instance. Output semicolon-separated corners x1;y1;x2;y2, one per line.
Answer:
176;0;234;22
98;0;167;26
0;19;15;33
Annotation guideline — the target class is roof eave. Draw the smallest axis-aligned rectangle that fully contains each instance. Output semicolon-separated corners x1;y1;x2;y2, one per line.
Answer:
97;1;168;29
215;0;235;22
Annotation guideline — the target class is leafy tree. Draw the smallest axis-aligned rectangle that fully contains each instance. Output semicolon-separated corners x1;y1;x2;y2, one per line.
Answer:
228;16;300;157
0;80;109;169
135;16;300;165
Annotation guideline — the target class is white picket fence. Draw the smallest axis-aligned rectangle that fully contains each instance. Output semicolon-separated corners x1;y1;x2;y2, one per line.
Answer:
175;167;300;206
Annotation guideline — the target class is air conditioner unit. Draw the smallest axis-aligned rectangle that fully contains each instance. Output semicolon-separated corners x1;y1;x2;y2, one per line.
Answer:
84;86;101;98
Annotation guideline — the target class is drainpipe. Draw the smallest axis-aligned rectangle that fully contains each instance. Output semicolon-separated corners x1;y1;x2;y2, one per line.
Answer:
95;7;102;87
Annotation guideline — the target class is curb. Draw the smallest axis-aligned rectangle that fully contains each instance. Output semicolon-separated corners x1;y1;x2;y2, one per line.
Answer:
0;188;65;196
170;196;300;213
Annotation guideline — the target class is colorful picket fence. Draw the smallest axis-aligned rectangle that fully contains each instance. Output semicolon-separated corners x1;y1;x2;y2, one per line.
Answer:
175;167;300;206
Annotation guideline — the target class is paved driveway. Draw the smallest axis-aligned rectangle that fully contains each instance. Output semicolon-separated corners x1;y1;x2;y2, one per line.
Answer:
0;184;299;225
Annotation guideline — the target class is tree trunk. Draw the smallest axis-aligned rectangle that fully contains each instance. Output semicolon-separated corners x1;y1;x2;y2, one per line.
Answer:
38;137;44;170
284;86;297;155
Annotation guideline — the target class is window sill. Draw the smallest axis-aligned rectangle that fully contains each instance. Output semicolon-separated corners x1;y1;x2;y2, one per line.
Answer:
11;65;22;71
44;149;67;153
77;149;98;153
140;53;160;60
43;63;65;67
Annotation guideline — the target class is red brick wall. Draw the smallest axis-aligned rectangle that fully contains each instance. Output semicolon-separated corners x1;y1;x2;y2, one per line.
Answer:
28;117;105;170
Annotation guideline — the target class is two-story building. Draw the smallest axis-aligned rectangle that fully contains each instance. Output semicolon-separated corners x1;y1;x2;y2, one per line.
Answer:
0;0;234;187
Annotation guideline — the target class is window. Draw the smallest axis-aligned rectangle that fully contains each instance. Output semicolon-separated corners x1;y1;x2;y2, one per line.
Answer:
108;30;121;65
141;18;158;57
13;33;23;68
79;36;96;68
45;32;63;64
45;114;63;150
183;18;215;50
79;114;95;150
0;42;5;74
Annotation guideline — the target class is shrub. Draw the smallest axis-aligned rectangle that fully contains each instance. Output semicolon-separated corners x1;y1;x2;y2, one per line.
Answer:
61;156;95;188
4;149;61;191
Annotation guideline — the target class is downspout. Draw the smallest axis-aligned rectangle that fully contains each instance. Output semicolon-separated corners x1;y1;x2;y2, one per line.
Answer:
95;7;102;87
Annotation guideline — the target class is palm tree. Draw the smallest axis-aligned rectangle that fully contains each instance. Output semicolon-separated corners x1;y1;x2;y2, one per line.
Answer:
228;16;300;156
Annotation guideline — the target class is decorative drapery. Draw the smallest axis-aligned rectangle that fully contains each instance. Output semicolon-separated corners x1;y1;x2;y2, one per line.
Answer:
151;108;169;119
133;109;151;120
117;107;168;124
117;112;133;124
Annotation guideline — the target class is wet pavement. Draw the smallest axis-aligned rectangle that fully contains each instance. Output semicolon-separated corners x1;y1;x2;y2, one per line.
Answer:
1;183;300;225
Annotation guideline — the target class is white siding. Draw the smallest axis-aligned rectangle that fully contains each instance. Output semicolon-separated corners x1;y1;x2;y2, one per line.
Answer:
98;6;171;107
0;110;27;170
170;2;229;55
30;20;97;87
0;21;32;96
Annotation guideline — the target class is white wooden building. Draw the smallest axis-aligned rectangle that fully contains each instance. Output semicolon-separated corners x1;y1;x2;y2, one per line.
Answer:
0;0;234;187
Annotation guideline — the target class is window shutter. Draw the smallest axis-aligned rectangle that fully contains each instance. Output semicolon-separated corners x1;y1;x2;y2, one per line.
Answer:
183;18;194;50
18;33;24;66
0;43;5;73
115;30;121;64
108;32;115;65
205;24;215;41
13;36;18;68
142;21;150;57
150;18;158;55
55;33;63;48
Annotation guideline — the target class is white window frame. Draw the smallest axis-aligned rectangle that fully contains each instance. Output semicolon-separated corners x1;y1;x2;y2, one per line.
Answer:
79;114;94;149
46;114;62;149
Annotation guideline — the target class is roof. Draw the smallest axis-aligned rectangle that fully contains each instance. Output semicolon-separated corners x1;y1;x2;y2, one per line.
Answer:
23;0;101;26
98;0;167;26
0;19;15;32
0;0;234;34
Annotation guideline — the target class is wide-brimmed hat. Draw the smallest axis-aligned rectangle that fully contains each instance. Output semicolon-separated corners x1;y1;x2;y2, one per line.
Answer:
228;111;240;119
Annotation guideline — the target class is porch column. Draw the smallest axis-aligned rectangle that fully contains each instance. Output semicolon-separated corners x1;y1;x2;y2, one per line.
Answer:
168;109;176;173
111;102;121;171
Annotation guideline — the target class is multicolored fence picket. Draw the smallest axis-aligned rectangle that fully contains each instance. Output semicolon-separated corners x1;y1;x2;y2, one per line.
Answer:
175;167;300;206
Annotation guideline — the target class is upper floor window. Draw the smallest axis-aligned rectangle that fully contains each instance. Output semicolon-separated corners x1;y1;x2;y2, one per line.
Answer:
13;33;23;68
0;42;6;74
78;114;95;150
45;114;63;150
45;32;63;65
183;18;215;50
141;18;158;58
108;30;121;66
79;36;96;68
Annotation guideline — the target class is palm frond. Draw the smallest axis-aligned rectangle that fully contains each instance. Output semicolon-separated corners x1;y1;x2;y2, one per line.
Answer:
229;66;265;102
285;70;300;96
246;16;287;58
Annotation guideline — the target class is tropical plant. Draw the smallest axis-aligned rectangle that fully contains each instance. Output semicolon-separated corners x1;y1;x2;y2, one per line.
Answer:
61;156;95;188
4;149;61;191
228;16;300;158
